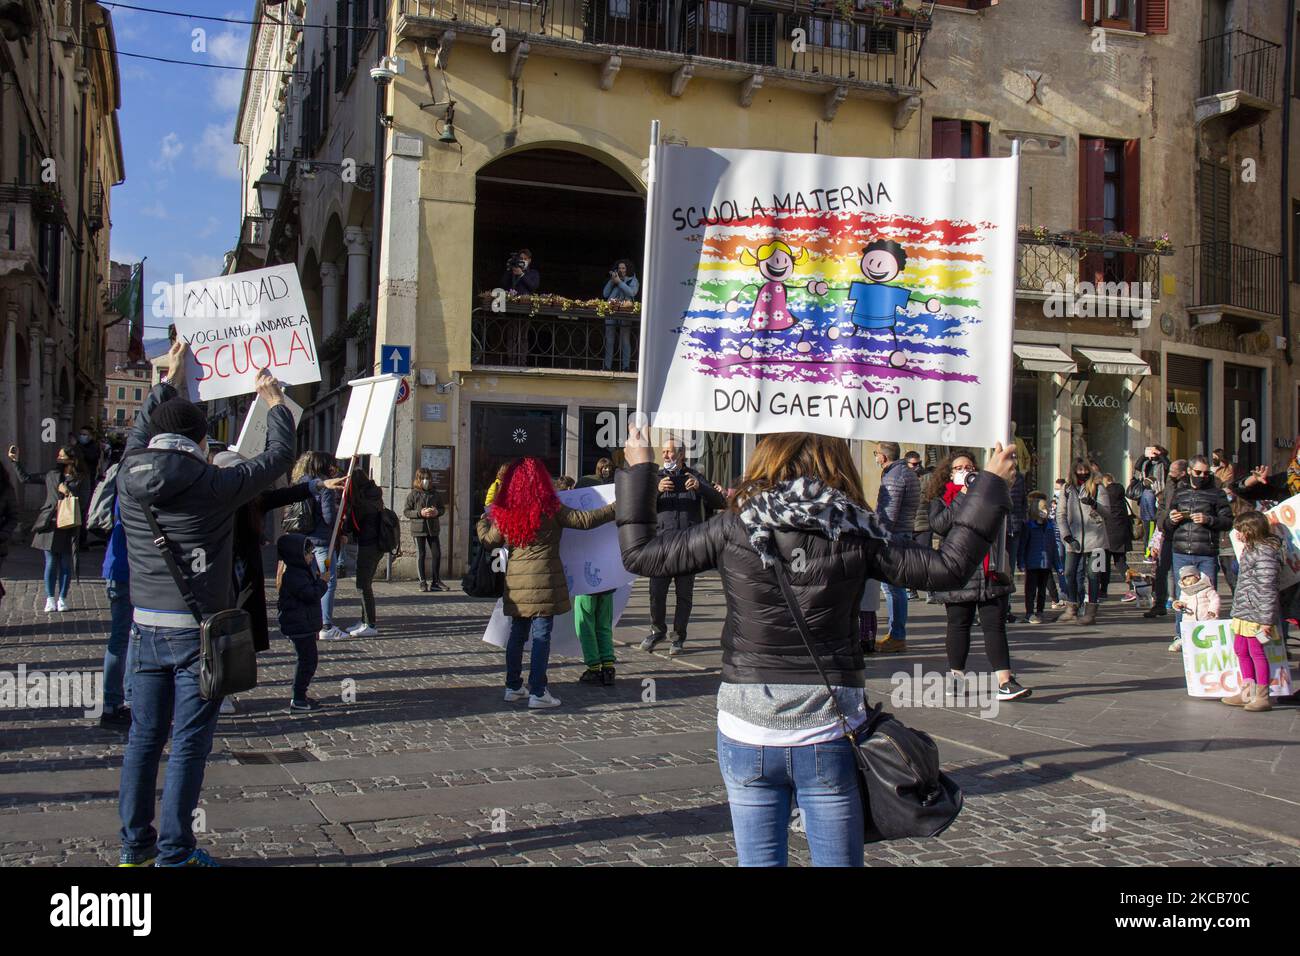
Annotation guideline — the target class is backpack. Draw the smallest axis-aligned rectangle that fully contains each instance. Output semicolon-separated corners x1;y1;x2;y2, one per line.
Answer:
282;496;317;535
376;507;400;553
86;463;119;534
461;537;505;599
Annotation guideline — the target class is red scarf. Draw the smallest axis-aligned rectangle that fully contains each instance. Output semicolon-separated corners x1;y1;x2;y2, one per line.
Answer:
942;481;992;578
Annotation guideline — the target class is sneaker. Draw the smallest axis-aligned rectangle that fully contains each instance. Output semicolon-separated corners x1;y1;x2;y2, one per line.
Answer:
155;848;219;867
907;590;919;600
944;670;970;700
875;637;907;654
43;597;55;612
668;637;685;656
56;598;68;612
418;581;429;592
118;848;156;867
99;706;131;731
1027;613;1044;624
579;667;603;685
289;697;322;713
1120;591;1137;603
1049;600;1067;611
528;690;562;709
219;697;237;715
640;633;664;652
319;626;348;641
1005;613;1018;624
600;665;616;686
503;686;529;703
997;677;1032;701
1143;606;1168;619
1167;637;1183;653
348;624;378;638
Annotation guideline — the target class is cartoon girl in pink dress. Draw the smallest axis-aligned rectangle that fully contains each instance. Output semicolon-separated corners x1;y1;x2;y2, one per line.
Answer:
724;240;830;360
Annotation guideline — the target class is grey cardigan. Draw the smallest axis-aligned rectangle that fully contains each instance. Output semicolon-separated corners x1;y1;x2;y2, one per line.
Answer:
1231;543;1281;627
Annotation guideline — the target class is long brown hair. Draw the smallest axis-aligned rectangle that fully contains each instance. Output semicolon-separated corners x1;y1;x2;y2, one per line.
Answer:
730;433;867;510
924;450;975;502
1234;510;1280;551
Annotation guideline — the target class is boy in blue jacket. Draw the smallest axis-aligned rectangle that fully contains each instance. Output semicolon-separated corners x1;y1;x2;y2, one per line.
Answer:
276;532;329;713
1019;491;1064;624
99;499;133;730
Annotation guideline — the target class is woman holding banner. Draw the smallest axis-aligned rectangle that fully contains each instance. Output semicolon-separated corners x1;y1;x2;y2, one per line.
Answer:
615;427;1014;866
292;452;347;641
476;457;615;709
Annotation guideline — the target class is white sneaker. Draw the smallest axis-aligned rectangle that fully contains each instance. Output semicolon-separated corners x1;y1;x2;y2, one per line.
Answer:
1168;638;1183;653
56;598;68;612
528;690;562;709
319;626;348;641
348;623;378;638
44;597;56;612
219;697;237;715
503;686;529;703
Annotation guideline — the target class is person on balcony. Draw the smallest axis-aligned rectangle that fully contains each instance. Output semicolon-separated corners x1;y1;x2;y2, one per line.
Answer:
602;259;640;372
499;249;540;296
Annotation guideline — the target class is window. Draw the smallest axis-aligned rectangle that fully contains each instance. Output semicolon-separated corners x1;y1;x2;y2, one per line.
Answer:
334;1;350;92
117;386;125;400
934;0;997;8
809;17;856;50
609;0;631;16
134;388;142;401
932;119;989;159
116;408;125;424
1080;136;1140;281
706;1;734;34
1082;0;1166;33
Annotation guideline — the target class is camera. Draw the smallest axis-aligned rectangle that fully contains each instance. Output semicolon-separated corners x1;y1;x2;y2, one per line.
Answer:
507;255;526;270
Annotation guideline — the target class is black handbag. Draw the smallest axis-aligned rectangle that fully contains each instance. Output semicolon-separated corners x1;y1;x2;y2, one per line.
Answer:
772;558;964;843
143;508;257;701
461;535;505;599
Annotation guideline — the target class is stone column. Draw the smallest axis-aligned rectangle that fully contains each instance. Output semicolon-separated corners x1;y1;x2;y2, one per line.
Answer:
344;228;371;375
2;308;16;459
320;261;341;341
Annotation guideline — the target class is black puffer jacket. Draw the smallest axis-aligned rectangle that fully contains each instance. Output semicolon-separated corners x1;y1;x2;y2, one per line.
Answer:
1162;482;1233;557
927;491;1013;604
275;533;327;636
655;466;726;533
616;464;1009;686
1098;483;1133;552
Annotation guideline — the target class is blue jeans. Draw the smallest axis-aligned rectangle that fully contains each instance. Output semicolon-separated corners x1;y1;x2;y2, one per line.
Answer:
717;730;864;867
505;615;553;696
1172;553;1218;637
102;580;134;712
1063;550;1102;605
884;581;910;640
43;549;71;599
312;545;338;628
119;624;222;865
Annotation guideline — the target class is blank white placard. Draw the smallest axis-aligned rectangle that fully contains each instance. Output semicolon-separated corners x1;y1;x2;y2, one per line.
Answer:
335;374;402;458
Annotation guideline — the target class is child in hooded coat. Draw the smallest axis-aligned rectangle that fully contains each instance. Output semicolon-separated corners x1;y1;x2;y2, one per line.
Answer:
276;532;329;712
1169;565;1221;654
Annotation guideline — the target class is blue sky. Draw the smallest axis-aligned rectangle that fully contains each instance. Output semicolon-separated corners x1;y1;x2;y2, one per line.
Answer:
106;2;252;337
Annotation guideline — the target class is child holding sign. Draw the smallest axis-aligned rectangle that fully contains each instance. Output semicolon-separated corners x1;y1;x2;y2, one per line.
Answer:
1222;511;1282;712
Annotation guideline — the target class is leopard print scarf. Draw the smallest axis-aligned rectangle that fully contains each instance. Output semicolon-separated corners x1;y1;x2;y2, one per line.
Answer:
737;477;889;567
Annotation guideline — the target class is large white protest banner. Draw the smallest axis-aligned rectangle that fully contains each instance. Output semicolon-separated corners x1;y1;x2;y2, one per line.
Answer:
165;264;319;402
1180;619;1293;698
482;484;631;658
335;374;402;459
637;145;1019;447
231;393;303;457
1229;492;1300;592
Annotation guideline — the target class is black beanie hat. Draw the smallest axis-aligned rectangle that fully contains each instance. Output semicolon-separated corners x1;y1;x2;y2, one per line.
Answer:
151;398;209;444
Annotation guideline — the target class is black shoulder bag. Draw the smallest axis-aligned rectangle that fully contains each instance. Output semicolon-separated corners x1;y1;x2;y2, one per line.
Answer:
142;508;257;701
771;558;964;844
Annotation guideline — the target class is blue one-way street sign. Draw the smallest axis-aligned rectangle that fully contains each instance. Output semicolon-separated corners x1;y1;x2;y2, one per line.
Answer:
381;344;411;376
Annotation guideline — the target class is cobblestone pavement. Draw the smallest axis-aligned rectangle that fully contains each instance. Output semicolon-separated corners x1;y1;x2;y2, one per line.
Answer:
2;546;1298;866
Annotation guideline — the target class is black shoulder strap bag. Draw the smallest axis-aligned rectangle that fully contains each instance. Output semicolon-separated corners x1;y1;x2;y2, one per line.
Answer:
771;557;963;844
142;507;257;701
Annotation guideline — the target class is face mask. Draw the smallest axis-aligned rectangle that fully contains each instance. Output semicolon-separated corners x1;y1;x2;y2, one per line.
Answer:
422;480;432;489
1075;474;1089;484
78;435;90;444
951;469;971;486
663;459;680;472
1190;474;1211;489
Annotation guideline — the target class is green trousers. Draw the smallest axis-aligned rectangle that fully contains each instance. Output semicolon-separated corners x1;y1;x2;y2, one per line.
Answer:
573;591;615;668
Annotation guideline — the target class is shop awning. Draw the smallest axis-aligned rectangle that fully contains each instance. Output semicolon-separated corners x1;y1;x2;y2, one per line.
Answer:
1075;348;1150;376
1013;344;1077;373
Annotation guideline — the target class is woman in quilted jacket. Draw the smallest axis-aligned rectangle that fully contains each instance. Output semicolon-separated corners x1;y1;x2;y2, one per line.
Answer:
476;457;614;710
615;426;1015;867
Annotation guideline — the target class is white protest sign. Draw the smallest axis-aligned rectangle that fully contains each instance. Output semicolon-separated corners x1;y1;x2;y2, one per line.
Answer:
166;263;319;402
1229;492;1300;592
481;484;632;658
231;393;303;456
1179;619;1293;698
639;146;1019;447
335;374;402;459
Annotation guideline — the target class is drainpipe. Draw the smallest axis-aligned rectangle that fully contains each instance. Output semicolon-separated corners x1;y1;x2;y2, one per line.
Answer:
1281;1;1294;367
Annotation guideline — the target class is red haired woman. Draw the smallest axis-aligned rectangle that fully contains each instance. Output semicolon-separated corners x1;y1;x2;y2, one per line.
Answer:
476;457;615;708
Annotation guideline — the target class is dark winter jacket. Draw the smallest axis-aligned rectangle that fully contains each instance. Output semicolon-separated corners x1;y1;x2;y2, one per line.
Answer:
302;476;338;549
275;533;328;637
1098;483;1133;552
117;382;295;622
1138;455;1169;495
233;481;316;652
101;499;129;583
346;473;385;547
1019;517;1063;572
655;465;726;534
927;491;1013;604
0;475;17;560
15;462;85;553
1006;471;1027;538
500;267;540;295
1139;488;1158;523
403;485;443;537
876;459;920;543
1162;482;1233;557
616;463;1010;686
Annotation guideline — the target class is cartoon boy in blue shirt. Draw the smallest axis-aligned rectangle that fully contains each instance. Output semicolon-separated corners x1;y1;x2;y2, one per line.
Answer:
845;239;941;369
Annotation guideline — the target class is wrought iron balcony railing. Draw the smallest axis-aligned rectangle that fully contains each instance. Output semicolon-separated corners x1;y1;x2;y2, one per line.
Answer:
1200;30;1280;103
1190;242;1282;317
472;300;642;372
1016;230;1169;302
399;0;928;93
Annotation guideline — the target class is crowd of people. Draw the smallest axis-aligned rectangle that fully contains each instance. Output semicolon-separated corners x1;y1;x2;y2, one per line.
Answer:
3;344;1297;867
